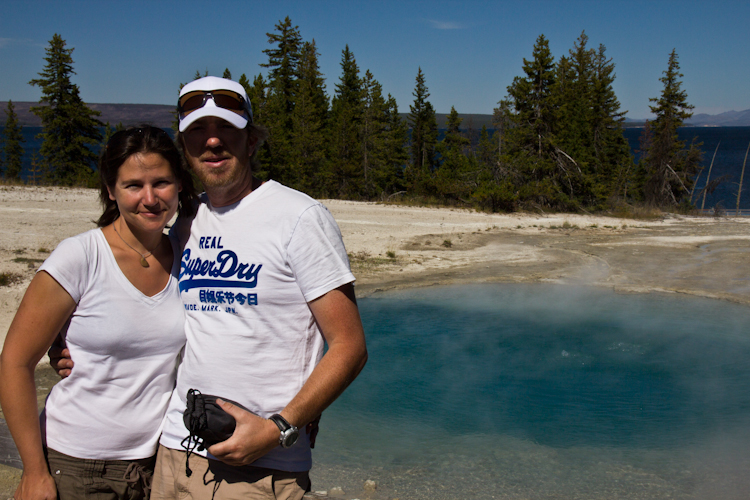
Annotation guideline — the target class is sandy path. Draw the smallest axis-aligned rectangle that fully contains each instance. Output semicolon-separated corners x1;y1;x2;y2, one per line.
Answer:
325;199;750;305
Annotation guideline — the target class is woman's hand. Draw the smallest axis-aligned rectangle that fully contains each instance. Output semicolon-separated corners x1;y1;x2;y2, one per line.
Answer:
14;470;57;500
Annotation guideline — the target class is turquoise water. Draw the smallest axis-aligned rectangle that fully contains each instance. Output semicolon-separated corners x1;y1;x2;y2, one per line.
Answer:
311;284;750;499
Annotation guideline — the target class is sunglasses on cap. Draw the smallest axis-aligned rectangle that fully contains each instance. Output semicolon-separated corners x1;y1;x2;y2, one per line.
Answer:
178;90;249;119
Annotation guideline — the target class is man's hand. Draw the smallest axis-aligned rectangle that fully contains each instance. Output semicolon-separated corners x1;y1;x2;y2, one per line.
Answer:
48;336;73;378
206;399;280;466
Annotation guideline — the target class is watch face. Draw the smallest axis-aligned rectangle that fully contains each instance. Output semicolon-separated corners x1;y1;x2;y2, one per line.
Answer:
281;429;300;448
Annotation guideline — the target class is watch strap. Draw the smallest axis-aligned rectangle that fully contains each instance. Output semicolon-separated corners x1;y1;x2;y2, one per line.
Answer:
269;414;293;432
269;414;299;448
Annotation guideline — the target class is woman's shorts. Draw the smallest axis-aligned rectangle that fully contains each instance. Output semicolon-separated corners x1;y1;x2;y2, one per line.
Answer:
46;447;156;500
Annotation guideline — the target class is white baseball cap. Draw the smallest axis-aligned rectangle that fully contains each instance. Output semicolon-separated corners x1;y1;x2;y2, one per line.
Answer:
178;76;253;132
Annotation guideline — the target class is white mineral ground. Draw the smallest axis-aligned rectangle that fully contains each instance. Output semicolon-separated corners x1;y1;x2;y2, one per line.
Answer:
2;186;750;496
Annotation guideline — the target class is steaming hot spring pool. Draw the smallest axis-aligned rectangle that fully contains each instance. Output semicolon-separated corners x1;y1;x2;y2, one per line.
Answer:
309;284;750;500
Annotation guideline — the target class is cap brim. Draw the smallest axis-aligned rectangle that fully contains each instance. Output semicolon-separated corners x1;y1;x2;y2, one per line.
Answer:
178;104;248;132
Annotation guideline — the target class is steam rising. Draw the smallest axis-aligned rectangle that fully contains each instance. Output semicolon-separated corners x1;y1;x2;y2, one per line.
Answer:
313;284;750;499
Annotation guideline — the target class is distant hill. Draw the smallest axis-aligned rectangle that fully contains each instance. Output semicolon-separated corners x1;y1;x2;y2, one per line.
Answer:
3;102;749;129
398;113;496;130
686;109;750;127
625;110;750;127
3;103;496;130
623;118;648;128
0;101;176;127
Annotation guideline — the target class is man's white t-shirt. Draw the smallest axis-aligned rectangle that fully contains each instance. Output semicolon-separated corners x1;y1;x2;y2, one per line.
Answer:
39;229;186;459
159;180;355;471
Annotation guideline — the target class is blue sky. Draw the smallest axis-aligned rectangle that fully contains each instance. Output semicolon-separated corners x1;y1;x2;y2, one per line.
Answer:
1;0;748;119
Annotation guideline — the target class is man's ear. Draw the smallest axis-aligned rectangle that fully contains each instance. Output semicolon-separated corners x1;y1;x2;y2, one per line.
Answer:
247;134;259;157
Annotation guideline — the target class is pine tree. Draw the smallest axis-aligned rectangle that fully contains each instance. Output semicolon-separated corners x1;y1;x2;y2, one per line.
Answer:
29;34;103;186
552;33;595;202
27;152;45;185
566;32;595;150
290;40;329;195
589;43;632;203
641;49;701;207
360;70;392;198
506;34;556;159
381;94;409;195
472;125;518;212
501;32;633;210
492;100;512;159
245;74;268;124
549;52;583;201
237;73;258;123
238;73;252;96
262;17;302;105
327;45;364;198
504;34;563;208
103;122;125;144
435;106;472;202
407;68;438;195
442;107;469;150
476;125;497;171
222;68;232;79
1;100;25;180
548;33;632;207
261;17;303;183
244;73;273;180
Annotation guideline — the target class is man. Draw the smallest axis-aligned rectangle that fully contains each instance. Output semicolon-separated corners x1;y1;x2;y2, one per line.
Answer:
151;76;367;498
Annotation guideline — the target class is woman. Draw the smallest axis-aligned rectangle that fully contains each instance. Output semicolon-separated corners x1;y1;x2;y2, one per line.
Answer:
0;125;197;500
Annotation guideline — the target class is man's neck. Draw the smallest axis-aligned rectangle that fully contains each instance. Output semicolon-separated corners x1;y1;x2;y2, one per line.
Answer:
205;173;263;208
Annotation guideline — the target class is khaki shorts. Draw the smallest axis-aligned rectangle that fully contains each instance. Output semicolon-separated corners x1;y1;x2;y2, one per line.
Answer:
151;444;310;500
46;447;155;500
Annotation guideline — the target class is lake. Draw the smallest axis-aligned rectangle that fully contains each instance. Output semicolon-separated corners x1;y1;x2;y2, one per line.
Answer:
623;126;750;212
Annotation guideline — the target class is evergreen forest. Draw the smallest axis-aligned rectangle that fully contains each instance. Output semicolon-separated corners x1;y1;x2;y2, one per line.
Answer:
1;20;703;213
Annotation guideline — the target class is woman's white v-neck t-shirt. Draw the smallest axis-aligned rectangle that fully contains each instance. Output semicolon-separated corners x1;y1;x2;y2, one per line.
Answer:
38;228;186;460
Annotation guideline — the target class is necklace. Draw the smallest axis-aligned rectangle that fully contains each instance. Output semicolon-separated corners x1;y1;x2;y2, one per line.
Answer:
112;221;162;268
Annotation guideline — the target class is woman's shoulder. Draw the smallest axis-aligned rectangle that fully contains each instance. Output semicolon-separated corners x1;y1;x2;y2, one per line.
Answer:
39;229;105;297
54;228;103;252
44;228;104;267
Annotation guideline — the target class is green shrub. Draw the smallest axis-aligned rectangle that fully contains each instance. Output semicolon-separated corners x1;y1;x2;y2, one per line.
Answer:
0;272;23;287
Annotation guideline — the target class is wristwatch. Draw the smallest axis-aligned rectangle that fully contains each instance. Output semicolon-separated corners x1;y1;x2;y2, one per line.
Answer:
269;414;299;448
